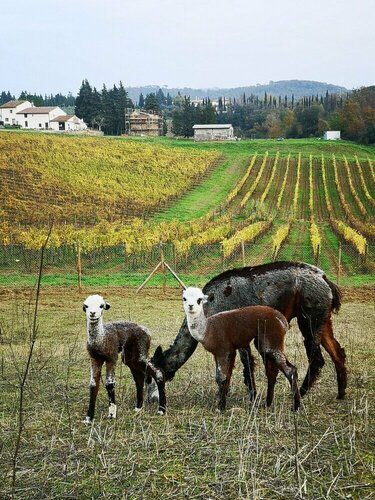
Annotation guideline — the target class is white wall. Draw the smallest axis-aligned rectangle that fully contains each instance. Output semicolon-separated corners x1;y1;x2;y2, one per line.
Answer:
0;101;31;125
19;107;66;129
49;116;88;131
324;131;341;140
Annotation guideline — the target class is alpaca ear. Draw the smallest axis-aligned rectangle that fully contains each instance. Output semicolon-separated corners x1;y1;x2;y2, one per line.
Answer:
83;304;87;312
105;302;111;310
152;345;164;365
154;345;163;357
203;295;209;303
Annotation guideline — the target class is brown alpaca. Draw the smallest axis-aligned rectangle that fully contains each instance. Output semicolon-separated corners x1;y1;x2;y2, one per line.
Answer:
182;287;300;412
83;294;166;423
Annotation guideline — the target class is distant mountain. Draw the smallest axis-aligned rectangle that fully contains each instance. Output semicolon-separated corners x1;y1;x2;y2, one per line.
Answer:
126;80;349;103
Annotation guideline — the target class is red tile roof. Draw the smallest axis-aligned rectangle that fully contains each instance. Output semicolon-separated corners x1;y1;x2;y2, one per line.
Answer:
0;100;27;109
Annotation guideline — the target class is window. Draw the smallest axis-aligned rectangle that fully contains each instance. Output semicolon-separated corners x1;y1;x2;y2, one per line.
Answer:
5;117;9;122
25;121;28;127
10;110;13;114
39;123;42;128
24;114;27;118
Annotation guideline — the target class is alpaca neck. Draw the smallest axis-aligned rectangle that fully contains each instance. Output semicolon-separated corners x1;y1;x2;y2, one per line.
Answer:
186;309;207;344
87;317;105;345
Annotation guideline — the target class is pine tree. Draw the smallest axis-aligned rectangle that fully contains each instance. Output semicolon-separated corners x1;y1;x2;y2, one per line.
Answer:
138;93;145;108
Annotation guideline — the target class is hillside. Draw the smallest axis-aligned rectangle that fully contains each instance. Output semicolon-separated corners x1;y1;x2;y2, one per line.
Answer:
0;133;374;286
126;80;349;102
0;132;219;227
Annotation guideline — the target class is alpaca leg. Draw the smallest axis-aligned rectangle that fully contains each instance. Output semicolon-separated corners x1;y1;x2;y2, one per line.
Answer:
146;378;159;404
105;361;117;419
86;358;103;423
146;345;164;407
297;315;325;397
320;318;347;399
130;364;146;411
239;346;257;401
146;360;166;415
266;351;300;411
264;357;279;407
215;351;236;412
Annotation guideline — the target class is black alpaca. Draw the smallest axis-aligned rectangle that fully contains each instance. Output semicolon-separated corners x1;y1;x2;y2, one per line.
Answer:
152;261;346;400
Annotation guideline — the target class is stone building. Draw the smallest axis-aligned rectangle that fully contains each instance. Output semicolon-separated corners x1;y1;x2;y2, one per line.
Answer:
193;124;234;141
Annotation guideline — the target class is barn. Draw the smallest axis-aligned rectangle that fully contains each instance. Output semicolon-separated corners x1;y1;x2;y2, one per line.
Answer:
324;130;341;140
193;124;234;141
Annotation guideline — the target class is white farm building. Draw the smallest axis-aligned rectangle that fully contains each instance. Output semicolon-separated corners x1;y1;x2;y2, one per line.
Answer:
324;130;341;140
0;100;87;131
193;124;234;141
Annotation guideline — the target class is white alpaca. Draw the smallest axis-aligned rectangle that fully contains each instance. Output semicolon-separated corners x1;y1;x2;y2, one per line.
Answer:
182;287;300;412
83;294;166;423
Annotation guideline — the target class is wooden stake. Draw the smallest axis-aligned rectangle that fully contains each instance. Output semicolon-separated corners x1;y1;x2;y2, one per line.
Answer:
136;261;162;294
160;245;166;294
164;261;186;289
337;243;341;285
76;240;82;293
241;240;245;267
135;246;186;295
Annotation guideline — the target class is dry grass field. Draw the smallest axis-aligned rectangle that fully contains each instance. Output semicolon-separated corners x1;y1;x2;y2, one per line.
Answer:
0;285;374;499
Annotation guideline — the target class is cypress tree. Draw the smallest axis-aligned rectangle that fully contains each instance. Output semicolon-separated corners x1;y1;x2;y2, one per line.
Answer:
75;79;96;124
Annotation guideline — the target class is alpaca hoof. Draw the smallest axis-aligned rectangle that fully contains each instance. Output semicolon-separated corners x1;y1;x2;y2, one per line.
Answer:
108;403;117;419
134;406;143;413
157;408;166;416
83;416;93;424
336;393;346;400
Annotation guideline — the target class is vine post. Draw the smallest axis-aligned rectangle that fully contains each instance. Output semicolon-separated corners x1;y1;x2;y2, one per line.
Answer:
337;243;342;285
75;240;82;293
241;240;245;267
316;244;320;266
221;243;225;271
160;244;166;294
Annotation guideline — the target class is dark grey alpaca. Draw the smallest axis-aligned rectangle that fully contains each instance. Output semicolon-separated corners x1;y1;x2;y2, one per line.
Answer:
83;294;166;423
152;261;346;402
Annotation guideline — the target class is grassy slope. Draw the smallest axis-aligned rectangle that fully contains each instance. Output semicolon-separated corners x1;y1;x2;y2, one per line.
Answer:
1;135;374;287
153;138;375;222
1;288;374;498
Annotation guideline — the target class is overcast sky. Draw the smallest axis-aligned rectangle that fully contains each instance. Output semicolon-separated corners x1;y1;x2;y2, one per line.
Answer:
2;0;374;96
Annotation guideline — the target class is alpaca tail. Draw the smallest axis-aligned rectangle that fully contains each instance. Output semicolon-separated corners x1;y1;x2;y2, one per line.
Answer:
324;275;342;313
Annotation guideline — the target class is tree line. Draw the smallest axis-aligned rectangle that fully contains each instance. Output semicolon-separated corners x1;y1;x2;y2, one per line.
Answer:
0;90;75;108
1;83;374;143
172;87;375;144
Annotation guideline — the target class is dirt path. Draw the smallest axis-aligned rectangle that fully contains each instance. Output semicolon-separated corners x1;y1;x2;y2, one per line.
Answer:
298;157;309;220
279;155;297;218
313;157;329;221
266;155;286;215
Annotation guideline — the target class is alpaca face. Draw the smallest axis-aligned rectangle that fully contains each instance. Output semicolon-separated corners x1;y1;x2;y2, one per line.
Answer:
83;294;110;322
182;287;207;317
